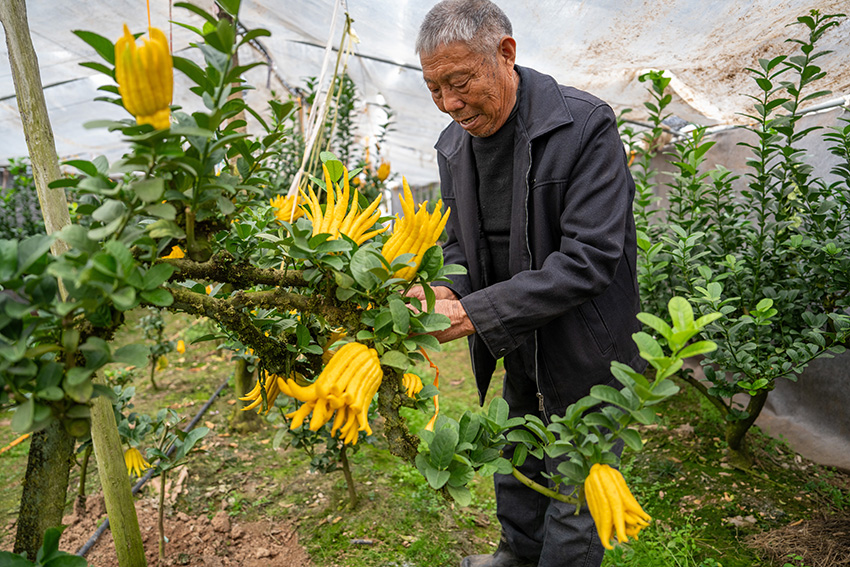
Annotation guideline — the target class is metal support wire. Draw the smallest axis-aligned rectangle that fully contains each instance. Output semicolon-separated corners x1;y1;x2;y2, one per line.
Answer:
75;376;232;558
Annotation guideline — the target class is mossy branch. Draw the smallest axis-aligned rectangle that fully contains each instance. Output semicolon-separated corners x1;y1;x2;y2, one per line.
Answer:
168;286;297;376
163;251;308;289
376;367;419;463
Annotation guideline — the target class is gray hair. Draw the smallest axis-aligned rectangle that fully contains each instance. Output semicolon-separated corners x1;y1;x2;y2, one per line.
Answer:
415;0;512;57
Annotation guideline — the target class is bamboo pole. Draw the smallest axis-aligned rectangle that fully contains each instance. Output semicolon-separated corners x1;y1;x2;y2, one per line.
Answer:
1;2;147;564
0;0;69;257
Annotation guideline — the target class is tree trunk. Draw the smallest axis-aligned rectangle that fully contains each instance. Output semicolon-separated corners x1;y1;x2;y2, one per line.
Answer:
0;0;70;258
90;383;148;566
230;358;261;432
339;445;358;508
13;421;75;557
725;389;770;469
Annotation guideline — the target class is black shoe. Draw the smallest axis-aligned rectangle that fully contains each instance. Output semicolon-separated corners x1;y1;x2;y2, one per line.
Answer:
460;540;536;567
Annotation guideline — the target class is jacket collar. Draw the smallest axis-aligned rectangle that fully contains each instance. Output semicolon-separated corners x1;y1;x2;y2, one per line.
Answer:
434;64;574;158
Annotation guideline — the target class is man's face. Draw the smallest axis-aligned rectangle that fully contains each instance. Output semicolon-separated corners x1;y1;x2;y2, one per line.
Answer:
420;38;518;138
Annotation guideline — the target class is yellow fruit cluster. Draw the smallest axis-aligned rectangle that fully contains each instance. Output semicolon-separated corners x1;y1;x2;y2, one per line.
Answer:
377;161;391;182
270;193;304;223
124;447;151;478
115;25;173;130
381;178;450;280
239;374;284;415
402;372;423;398
584;463;652;549
301;165;386;245
278;342;382;445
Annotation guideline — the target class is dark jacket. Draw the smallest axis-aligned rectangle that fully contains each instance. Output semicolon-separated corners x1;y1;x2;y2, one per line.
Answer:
434;65;643;411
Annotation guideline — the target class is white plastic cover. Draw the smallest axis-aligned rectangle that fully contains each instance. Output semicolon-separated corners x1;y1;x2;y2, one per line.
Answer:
2;0;849;184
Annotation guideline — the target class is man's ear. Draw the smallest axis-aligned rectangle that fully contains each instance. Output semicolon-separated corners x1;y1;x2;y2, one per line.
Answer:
498;36;517;67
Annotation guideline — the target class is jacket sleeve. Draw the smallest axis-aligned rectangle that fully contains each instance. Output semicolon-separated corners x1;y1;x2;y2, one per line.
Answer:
460;102;634;359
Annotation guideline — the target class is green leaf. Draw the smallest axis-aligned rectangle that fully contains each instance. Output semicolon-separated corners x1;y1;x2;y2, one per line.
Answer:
488;397;509;426
619;428;644;451
419;245;444;277
87;217;123;240
446;484;472;507
110;286;137;311
73;30;115;64
113;344;150;368
42;554;90;567
677;340;717;359
140;288;174;307
493;457;513;474
636;312;672;341
143;263;176;290
650;379;679;398
349;247;383;289
56;224;98;254
216;0;241;17
556;460;586;484
430;427;459;470
11;398;34;433
632;332;663;359
425;467;451;489
172;56;213;92
668;296;695;330
380;350;409;370
512;443;528;466
66;367;93;386
146;220;186;239
389;298;410;335
589;384;628;408
0;239;18;280
92;199;126;223
0;550;34;566
17;234;54;277
133;178;165;203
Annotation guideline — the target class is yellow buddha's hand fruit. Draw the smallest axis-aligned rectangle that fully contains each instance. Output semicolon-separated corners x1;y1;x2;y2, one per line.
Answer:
377;161;391;181
270;193;304;223
401;373;423;398
278;341;383;445
300;164;387;245
115;24;173;129
584;463;651;549
381;177;450;280
124;447;151;478
239;374;286;415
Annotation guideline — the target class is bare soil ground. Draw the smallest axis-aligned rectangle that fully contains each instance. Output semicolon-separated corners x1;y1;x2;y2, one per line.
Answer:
59;494;312;567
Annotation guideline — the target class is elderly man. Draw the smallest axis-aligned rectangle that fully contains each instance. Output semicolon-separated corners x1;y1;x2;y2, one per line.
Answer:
413;1;643;566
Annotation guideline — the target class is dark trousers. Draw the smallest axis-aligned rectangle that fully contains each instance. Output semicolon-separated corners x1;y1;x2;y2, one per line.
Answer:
495;345;617;567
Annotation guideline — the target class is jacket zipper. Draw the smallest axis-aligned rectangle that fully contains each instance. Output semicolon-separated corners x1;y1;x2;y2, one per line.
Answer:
522;139;548;423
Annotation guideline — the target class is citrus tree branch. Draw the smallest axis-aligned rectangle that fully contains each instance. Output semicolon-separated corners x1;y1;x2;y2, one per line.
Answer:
511;467;578;505
163;251;308;289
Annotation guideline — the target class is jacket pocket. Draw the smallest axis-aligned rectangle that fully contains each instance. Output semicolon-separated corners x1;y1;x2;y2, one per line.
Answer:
577;298;614;355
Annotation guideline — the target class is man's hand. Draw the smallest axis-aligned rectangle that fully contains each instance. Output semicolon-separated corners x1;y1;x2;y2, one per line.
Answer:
406;284;457;303
430;298;475;343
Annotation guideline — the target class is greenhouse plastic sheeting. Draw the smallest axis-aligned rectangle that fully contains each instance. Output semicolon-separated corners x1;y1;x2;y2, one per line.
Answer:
2;0;849;184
